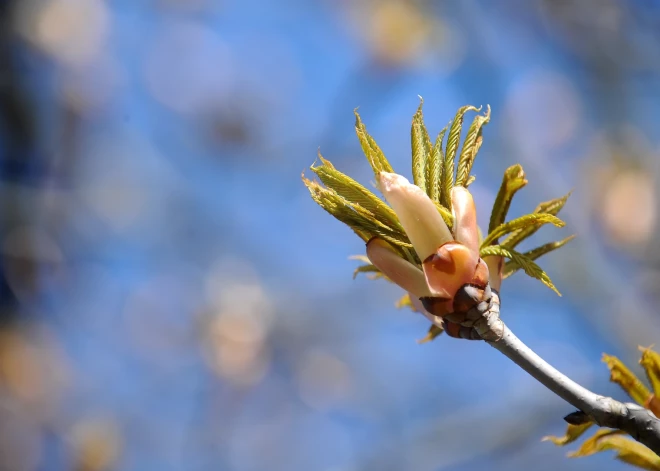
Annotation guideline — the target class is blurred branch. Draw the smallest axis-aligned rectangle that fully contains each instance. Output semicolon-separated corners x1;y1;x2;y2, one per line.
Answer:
489;324;660;454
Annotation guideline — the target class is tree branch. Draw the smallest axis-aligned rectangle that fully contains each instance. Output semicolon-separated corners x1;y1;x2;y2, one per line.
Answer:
488;324;660;455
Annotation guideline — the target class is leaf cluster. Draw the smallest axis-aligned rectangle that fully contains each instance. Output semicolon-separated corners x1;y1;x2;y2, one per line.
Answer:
302;100;573;330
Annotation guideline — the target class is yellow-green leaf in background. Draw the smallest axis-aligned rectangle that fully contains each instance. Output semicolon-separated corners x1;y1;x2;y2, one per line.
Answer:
349;254;371;264
542;422;594;446
603;354;652;406
568;429;660;471
480;245;560;295
411;99;432;193
352;264;382;279
418;324;444;344
640;347;660;398
311;154;403;231
354;110;394;176
395;293;413;309
481;214;565;248
488;164;528;233
501;191;572;249
456;105;491;187
427;126;448;203
503;235;576;279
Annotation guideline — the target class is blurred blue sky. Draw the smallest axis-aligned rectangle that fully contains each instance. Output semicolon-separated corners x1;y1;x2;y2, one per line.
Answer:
2;1;660;470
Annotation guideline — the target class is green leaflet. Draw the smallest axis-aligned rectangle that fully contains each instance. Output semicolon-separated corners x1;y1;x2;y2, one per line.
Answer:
481;213;565;248
433;201;454;230
488;164;528;233
542;422;594;446
411;99;432;193
603;354;652;407
352;264;381;280
441;106;478;207
418;324;444;344
354;110;394;176
501;191;572;249
640;347;660;399
311;154;403;231
395;292;413;309
427;127;447;202
480;245;560;295
303;176;412;250
503;235;575;278
456;105;491;187
348;254;371;264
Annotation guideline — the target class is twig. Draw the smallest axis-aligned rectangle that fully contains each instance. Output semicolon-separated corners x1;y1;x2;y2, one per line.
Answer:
488;324;660;455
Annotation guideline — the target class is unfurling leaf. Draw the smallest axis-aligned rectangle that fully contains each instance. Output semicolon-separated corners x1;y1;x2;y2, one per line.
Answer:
348;254;371;264
418;324;444;344
354;110;394;176
503;235;576;279
489;164;528;233
568;429;660;471
442;106;479;207
502;191;572;249
411;99;432;193
640;347;660;398
480;245;560;295
542;422;594;446
311;154;403;230
396;293;413;309
352;264;381;279
427;126;448;203
481;214;565;248
603;354;652;406
433;201;454;230
456;105;491;187
302;175;412;250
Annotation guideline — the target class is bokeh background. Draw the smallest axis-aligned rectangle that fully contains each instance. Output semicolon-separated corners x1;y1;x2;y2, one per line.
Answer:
1;0;660;470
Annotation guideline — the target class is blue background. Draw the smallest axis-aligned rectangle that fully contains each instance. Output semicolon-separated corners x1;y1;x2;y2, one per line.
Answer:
1;1;660;470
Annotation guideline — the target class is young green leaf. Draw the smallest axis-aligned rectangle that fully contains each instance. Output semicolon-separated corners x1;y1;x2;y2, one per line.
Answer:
481;214;565;248
542;422;594;446
480;245;561;295
433;201;454;230
411;99;432;193
303;175;412;250
640;347;660;398
503;235;575;278
501;191;572;249
352;264;381;279
354;110;394;176
427;126;448;203
396;293;413;309
456;105;491;187
602;354;652;406
441;106;479;207
418;324;444;344
488;164;528;233
311;154;403;231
